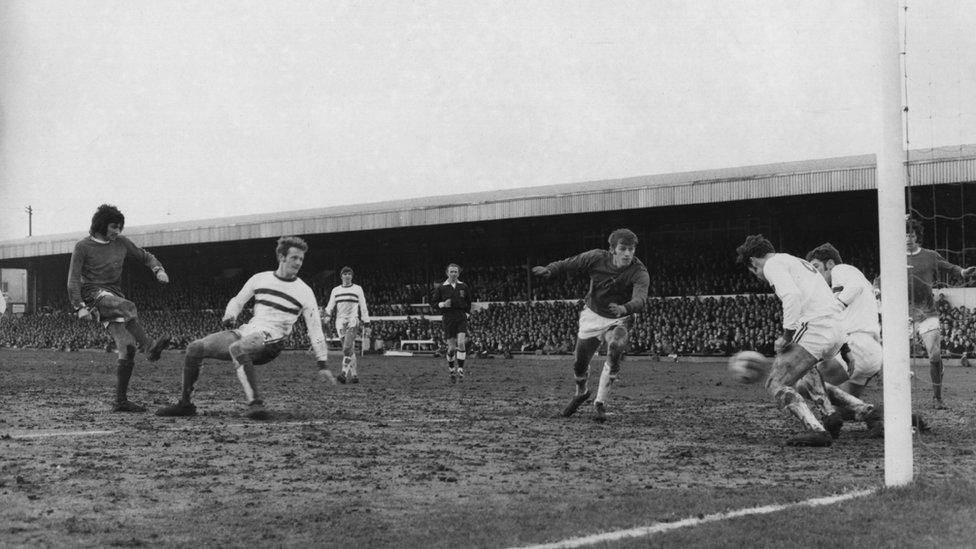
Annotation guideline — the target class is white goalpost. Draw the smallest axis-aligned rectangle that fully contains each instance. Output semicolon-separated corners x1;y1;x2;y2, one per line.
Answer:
877;0;913;487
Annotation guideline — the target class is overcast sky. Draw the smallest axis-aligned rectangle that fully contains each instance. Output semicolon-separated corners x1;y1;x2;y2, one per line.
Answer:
2;1;975;241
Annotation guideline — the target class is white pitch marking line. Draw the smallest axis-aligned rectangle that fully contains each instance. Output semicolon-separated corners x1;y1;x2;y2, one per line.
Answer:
7;429;118;440
4;417;459;439
511;489;877;549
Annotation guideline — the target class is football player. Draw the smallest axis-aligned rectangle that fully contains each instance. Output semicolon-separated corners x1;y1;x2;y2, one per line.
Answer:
806;243;882;398
322;266;371;383
904;217;975;408
156;236;334;420
67;204;171;412
532;228;649;422
736;234;848;447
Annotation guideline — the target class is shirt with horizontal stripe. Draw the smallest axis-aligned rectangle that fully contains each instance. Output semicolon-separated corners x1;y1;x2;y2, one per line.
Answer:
324;283;371;322
225;271;328;360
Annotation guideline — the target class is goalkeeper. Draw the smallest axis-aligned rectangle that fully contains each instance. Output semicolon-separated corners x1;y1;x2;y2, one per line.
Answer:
156;236;335;420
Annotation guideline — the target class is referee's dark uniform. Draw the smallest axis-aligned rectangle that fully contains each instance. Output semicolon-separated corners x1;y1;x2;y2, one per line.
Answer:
432;280;472;338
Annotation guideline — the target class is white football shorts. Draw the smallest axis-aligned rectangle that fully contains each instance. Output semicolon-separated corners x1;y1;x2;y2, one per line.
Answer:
577;307;628;340
336;316;361;336
791;317;845;361
235;322;284;344
846;331;883;385
92;289;126;328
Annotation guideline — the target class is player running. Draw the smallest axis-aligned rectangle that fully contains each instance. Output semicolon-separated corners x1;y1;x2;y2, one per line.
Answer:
67;204;171;412
431;263;472;383
322;266;371;384
905;217;975;408
532;228;649;422
736;235;848;447
155;236;335;420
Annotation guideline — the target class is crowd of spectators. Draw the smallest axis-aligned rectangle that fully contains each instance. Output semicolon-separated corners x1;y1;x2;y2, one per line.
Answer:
10;234;976;360
935;296;976;359
463;295;782;358
6;291;976;360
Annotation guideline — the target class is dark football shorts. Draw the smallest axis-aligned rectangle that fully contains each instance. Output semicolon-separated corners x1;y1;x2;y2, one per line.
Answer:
252;339;286;366
442;313;468;339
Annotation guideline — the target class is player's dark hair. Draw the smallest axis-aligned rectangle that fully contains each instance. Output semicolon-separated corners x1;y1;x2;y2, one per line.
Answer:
806;243;843;265
735;234;776;264
446;263;461;274
89;204;125;237
340;266;354;276
276;236;308;258
608;228;638;248
907;217;924;238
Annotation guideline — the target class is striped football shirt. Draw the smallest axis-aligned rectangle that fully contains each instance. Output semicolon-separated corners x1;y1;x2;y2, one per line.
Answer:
225;271;328;360
323;283;371;323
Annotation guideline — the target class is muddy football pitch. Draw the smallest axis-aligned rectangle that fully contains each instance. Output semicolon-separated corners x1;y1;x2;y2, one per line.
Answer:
2;349;975;547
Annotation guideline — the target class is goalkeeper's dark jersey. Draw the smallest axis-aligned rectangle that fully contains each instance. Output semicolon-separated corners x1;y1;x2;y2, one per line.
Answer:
544;249;649;319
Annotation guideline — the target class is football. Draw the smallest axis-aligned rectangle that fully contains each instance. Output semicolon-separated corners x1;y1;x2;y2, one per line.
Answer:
728;351;769;384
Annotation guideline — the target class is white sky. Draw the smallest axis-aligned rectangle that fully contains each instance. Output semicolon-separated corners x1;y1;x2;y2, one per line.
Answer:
2;1;975;241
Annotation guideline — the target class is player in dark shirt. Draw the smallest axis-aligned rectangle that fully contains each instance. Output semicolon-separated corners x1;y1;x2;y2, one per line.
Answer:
532;228;650;422
906;218;975;407
431;263;472;382
66;204;171;412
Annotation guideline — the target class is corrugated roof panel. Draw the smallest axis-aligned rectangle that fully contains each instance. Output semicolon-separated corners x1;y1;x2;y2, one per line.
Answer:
5;148;976;261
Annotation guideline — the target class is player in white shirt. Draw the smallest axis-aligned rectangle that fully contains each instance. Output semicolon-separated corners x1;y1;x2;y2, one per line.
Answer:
156;236;335;420
806;243;881;396
322;266;371;384
805;243;928;437
736;235;849;447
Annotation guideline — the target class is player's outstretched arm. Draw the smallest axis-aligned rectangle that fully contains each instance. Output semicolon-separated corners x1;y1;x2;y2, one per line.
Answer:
224;275;258;324
120;235;167;282
153;266;169;284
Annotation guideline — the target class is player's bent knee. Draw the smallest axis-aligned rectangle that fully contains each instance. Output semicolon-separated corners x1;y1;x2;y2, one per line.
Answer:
230;335;263;359
118;300;139;321
772;385;799;408
608;339;626;355
186;339;207;358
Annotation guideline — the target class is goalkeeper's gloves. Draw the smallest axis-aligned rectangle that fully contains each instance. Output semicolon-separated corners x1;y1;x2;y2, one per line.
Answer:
221;316;238;329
